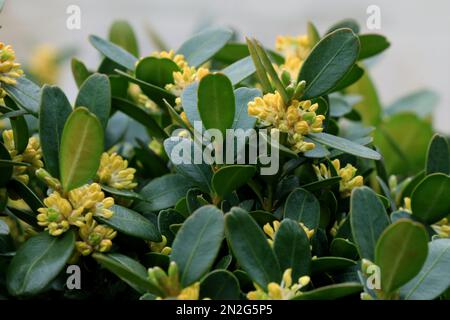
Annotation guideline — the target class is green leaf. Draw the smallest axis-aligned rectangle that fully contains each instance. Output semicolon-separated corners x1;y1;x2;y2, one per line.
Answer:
135;57;179;88
0;143;12;187
100;184;143;200
401;239;450;300
225;207;281;288
39;85;72;178
6;230;75;296
3;77;41;115
7;179;43;212
330;238;359;260
109;20;139;57
385;89;439;119
299;29;360;99
300;176;341;192
292;283;362;300
222;56;255;85
375;219;429;294
232;87;260;130
1;99;28;154
89;35;138;70
177;27;233;67
426;134;449;175
311;257;357;274
157;209;185;243
111;97;168;139
93;253;163;296
411;173;450;224
75;74;111;130
331;64;364;92
329;96;352;117
200;270;240;300
327;19;360;34
59;107;104;192
212;165;256;199
198;73;235;136
96;205;161;241
358;34;390;60
284;188;320;230
71;58;91;88
307;21;321;47
135;174;195;212
308;132;381;160
350;186;390;260
273;219;311;280
171;205;225;286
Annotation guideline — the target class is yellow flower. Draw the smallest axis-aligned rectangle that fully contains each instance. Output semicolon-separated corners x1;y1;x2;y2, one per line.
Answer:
263;220;314;246
149;235;172;255
248;92;324;152
151;50;188;69
68;183;114;219
276;55;303;81
247;268;310;300
0;42;23;98
313;159;363;197
97;152;137;190
399;197;412;212
432;218;450;238
37;192;72;236
75;216;117;255
275;34;311;60
177;282;200;300
28;45;59;84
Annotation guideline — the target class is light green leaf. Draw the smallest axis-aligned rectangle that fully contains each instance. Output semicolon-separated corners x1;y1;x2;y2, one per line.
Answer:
109;20;139;57
222;56;256;85
71;58;91;88
232;87;260;130
3;77;41;116
385;89;439;119
89;35;138;70
135;57;179;88
284;188;320;230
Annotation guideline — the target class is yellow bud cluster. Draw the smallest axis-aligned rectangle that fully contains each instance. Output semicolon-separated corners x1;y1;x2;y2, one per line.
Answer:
248;92;324;152
97;152;137;190
0;42;23;98
149;235;172;255
432;218;450;238
76;215;117;255
263;220;314;246
275;34;311;80
247;268;310;300
2;129;43;184
28;45;59;85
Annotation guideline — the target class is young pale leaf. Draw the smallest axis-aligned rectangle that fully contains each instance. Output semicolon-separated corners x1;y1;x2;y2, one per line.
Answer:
222;56;256;85
411;173;450;224
89;35;138;70
225;207;282;288
299;29;360;99
198;73;235;136
96;205;161;241
212;165;256;199
358;34;390;60
200;270;240;300
108;20;139;57
135;57;179;88
375;219;428;294
59;107;104;192
177;27;233;67
284;188;320;230
6;230;75;296
75;74;111;130
292;283;362;300
39;85;72;178
308;132;381;160
273;219;311;280
350;186;390;261
3;77;41;116
401;239;450;300
171;205;225;286
307;21;321;47
426;134;449;175
71;58;91;88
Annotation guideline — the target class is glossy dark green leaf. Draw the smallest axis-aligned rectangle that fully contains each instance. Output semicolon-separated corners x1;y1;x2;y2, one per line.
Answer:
200;270;240;300
249;210;277;227
426;134;449;175
198;73;235;136
284;188;320;230
71;58;91;88
401;239;450;300
225;207;281;287
375;219;428;294
411;173;450;224
135;57;179;88
222;56;255;85
300;176;341;192
75;74;111;130
273;219;311;280
39;85;72;178
299;29;360;99
330;238;359;260
7;179;43;212
350;186;390;260
171;205;225;286
177;27;233;67
330;64;364;92
157;209;185;243
0;143;12;187
100;184;143;200
308;132;381;160
6;230;75;296
93;253;163;295
96;205;160;241
3;77;41;115
89;35;138;70
212;165;256;199
232;87;260;130
292;282;362;300
59;107;104;192
327;19;360;34
311;256;357;274
109;20;139;57
358;34;390;60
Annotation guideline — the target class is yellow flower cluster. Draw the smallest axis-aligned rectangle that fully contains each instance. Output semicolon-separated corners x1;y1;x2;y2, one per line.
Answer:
148;261;201;300
97;152;137;190
275;35;311;80
2;129;43;184
248;91;324;152
0;42;23;98
263;220;314;246
37;183;116;254
28;45;59;85
152;50;209;104
313;159;363;197
149;235;172;255
247;268;310;300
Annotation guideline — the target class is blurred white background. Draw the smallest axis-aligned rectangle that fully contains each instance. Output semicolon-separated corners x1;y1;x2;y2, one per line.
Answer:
1;0;449;133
